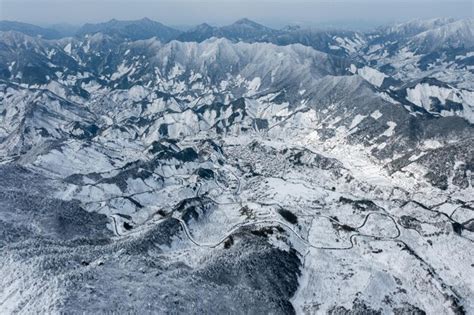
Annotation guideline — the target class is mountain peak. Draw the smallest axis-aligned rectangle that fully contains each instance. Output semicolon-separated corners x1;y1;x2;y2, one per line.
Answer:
76;17;181;41
282;25;302;32
232;18;264;28
194;23;214;30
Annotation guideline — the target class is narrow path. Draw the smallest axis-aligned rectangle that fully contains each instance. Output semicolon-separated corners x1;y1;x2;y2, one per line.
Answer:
170;211;400;250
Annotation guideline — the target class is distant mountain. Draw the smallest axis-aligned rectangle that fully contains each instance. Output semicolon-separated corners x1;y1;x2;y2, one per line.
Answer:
377;17;456;39
0;20;61;39
176;18;366;57
407;19;474;53
363;18;474;90
76;17;182;42
49;23;80;37
272;28;366;57
176;23;220;42
219;18;279;40
177;18;279;42
367;18;474;54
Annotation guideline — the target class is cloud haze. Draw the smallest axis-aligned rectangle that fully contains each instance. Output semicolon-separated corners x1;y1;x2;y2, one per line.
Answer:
1;0;472;28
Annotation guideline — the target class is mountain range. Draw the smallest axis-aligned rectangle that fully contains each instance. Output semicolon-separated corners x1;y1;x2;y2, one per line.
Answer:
0;16;473;314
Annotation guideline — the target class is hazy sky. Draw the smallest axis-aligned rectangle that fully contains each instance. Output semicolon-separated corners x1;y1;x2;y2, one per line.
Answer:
0;0;472;29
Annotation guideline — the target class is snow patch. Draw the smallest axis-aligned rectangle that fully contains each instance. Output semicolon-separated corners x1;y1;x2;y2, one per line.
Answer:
247;77;261;92
381;121;397;137
349;114;366;129
357;66;387;87
64;43;72;54
370;110;383;120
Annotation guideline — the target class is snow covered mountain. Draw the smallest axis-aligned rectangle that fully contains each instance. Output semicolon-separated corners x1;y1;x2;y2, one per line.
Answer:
406;19;474;54
0;17;473;314
0;20;62;39
364;18;474;90
76;17;182;42
373;18;456;41
177;18;367;58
